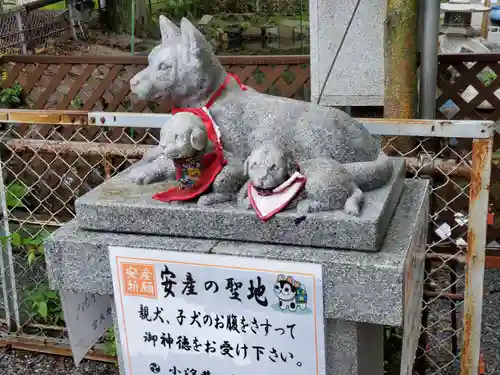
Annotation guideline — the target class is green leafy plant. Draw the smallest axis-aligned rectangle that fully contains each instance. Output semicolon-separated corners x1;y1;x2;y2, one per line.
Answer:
155;0;199;20
0;182;49;265
25;230;50;267
0;229;49;265
0;179;59;324
0;182;27;251
482;71;497;87
5;182;27;209
240;21;252;29
71;96;84;109
103;328;117;356
0;81;23;108
384;326;403;375
25;282;65;325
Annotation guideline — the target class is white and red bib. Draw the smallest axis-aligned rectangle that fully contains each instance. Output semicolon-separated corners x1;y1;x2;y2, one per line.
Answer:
248;171;307;221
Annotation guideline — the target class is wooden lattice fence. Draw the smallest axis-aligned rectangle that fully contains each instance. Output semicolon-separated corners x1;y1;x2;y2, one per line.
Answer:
434;53;500;248
0;53;499;244
0;55;311;111
0;54;310;141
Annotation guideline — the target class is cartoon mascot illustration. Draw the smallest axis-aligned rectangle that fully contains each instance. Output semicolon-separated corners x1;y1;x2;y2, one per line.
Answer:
273;274;307;312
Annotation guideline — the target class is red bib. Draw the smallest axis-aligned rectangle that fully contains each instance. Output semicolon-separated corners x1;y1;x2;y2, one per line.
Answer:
153;73;247;202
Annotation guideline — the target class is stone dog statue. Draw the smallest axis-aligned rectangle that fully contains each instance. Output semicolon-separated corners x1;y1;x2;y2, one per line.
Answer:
238;143;394;216
128;15;393;210
139;111;245;205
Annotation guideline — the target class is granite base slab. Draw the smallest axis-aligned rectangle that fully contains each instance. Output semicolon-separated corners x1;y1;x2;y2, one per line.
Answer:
74;159;406;251
46;179;428;326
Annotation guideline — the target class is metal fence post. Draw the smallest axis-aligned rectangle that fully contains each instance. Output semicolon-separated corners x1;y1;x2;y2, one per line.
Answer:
419;0;440;119
14;10;28;55
460;136;494;375
0;159;20;332
67;0;79;40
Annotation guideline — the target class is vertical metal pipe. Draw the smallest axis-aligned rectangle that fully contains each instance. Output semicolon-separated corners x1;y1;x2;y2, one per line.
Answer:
450;260;459;356
419;0;440;119
460;137;493;375
0;158;20;332
67;0;78;41
15;11;27;55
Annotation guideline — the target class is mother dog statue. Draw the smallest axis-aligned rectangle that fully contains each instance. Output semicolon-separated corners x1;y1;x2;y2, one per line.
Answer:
128;16;393;209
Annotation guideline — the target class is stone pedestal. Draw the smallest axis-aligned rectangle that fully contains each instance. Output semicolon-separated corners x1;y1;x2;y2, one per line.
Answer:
74;158;406;251
310;0;387;106
44;175;429;375
309;0;428;107
326;320;384;375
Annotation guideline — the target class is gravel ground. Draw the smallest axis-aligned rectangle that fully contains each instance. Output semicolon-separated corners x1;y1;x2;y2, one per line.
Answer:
0;349;119;375
482;268;500;375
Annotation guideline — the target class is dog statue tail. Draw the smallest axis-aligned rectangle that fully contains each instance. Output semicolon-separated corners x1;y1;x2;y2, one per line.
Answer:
343;152;396;192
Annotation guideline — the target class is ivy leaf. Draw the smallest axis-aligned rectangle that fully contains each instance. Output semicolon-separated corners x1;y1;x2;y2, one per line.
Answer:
56;311;65;324
46;290;59;299
27;250;35;267
37;301;48;318
10;233;22;247
6;183;27;209
0;235;10;250
24;237;43;246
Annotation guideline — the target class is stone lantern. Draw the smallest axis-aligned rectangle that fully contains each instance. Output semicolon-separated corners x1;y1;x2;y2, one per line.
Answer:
439;0;491;53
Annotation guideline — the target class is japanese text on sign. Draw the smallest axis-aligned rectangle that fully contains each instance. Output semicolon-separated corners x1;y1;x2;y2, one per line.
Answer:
109;246;325;375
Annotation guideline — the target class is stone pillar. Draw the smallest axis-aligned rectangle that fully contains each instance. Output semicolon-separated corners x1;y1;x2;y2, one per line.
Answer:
326;319;384;375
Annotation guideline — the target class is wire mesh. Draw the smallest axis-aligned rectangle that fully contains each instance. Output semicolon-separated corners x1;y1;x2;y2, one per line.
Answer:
0;6;71;55
382;134;495;375
0;121;159;344
0;116;494;374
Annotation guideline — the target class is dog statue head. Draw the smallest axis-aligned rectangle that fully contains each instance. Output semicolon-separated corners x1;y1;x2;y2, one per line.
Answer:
159;112;210;159
130;16;226;107
244;143;296;190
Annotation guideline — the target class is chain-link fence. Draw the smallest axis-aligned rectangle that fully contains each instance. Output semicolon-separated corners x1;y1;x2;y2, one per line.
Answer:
0;48;498;375
381;132;494;375
0;116;157;357
0;5;72;55
0;109;495;375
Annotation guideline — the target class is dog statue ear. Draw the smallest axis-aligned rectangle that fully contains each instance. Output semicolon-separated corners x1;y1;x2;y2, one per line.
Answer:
190;124;207;151
159;15;180;43
180;17;211;54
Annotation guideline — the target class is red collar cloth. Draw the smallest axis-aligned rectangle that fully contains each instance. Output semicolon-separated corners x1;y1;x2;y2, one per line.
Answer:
153;73;247;202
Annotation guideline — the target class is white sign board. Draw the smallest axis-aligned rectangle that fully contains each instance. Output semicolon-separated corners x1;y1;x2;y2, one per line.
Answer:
60;290;113;365
109;246;326;375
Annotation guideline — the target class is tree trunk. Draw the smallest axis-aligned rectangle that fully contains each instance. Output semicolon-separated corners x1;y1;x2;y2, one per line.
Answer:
382;0;418;155
104;0;152;37
481;0;491;39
